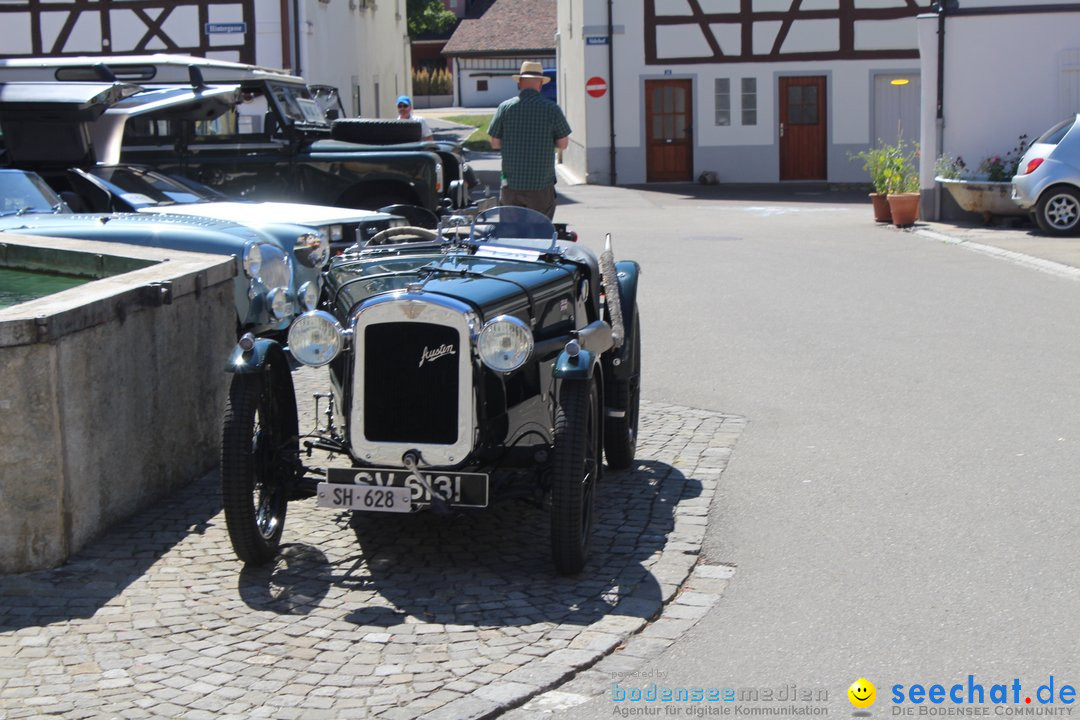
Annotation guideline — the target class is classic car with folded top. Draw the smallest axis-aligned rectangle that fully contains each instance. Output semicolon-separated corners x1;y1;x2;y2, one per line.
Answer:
221;207;642;575
50;163;409;257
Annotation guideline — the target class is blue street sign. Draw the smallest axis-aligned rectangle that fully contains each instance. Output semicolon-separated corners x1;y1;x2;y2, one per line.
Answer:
205;22;247;34
586;36;609;45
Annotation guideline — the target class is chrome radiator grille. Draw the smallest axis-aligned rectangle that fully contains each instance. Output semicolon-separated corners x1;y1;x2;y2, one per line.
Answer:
364;322;459;444
349;293;476;467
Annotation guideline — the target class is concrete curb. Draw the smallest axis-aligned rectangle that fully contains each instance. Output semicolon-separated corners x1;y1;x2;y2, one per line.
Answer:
915;227;1080;281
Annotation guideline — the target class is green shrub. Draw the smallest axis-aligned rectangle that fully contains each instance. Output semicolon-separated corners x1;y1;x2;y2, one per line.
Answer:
851;139;919;194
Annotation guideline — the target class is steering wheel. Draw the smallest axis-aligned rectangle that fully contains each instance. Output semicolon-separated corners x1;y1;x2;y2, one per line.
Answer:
367;225;439;246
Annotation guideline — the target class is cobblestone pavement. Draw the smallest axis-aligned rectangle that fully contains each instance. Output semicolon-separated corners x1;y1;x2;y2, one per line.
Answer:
0;368;743;720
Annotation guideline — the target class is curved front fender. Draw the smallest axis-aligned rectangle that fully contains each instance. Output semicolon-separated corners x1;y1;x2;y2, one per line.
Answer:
226;337;283;374
614;260;640;332
608;260;641;381
554;348;596;380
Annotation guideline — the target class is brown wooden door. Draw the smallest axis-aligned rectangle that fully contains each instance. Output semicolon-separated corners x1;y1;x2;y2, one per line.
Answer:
779;76;826;181
645;79;693;182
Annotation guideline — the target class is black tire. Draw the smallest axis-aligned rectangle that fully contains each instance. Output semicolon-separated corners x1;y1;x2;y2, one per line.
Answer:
221;366;295;564
550;379;600;575
1035;186;1080;236
604;312;641;471
331;118;423;145
1031;211;1048;234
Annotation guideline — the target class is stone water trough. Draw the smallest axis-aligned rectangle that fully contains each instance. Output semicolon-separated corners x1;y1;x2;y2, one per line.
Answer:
0;234;235;573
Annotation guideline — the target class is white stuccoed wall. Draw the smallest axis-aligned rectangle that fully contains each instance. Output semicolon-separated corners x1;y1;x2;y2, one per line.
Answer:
917;1;1080;217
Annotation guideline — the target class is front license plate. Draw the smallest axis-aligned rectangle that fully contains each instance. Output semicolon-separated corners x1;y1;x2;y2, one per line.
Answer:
317;483;411;513
323;467;490;508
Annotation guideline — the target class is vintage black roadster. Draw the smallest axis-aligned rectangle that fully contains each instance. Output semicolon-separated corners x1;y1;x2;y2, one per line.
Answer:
221;207;641;574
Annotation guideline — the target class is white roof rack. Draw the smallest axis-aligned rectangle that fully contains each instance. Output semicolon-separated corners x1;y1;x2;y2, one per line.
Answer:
0;54;303;85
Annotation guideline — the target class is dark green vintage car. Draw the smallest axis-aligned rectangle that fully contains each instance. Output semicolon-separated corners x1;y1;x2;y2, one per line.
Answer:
221;207;643;575
0;54;478;214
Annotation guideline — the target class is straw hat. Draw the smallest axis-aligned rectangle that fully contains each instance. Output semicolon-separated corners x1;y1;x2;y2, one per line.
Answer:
512;60;550;84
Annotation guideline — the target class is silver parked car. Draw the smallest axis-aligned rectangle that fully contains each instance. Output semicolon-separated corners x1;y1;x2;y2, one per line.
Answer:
1012;114;1080;236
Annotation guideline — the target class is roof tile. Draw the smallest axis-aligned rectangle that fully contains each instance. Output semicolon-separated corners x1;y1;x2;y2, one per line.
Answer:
442;0;556;56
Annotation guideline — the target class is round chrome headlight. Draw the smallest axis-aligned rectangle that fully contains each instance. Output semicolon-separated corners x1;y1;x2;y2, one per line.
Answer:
478;315;533;373
267;287;294;321
298;280;320;312
242;241;262;279
288;311;344;367
295;232;329;268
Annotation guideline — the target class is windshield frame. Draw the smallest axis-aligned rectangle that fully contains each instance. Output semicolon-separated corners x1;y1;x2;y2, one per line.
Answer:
0;169;67;216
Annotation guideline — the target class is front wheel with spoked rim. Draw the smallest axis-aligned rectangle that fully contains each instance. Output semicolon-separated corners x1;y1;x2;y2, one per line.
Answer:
550;378;600;575
221;362;297;564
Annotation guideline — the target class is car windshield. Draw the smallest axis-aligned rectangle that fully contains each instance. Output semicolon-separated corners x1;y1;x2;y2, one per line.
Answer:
86;166;206;208
310;84;345;119
469;206;557;246
1034;117;1075;146
0;170;65;216
269;82;327;126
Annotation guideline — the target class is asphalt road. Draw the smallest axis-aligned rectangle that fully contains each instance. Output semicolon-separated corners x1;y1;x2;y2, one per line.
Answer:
530;180;1080;717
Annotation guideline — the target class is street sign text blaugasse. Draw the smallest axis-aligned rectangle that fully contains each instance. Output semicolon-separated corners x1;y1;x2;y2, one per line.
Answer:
205;22;247;34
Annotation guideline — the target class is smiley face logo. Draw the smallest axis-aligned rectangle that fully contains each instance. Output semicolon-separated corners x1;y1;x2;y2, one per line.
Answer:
848;678;876;708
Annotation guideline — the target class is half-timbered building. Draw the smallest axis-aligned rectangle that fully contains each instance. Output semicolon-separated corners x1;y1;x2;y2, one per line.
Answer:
0;0;410;119
558;0;931;187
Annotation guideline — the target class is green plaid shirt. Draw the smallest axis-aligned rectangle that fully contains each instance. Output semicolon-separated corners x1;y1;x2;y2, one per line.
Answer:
487;89;571;191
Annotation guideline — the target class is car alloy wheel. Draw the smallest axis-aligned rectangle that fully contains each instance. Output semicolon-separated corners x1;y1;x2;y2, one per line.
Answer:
1037;186;1080;236
550;378;600;575
221;360;295;564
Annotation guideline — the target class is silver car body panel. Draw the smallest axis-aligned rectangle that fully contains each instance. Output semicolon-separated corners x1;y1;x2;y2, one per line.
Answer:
1012;114;1080;209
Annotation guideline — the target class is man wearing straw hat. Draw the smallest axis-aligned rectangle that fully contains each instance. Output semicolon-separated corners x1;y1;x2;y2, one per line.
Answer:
487;60;571;219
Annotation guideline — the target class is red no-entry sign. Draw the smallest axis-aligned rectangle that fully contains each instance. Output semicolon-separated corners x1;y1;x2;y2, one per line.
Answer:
586;76;608;98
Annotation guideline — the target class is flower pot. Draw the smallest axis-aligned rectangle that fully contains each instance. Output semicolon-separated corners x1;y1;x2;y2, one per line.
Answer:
887;192;920;227
934;177;1026;221
870;192;892;223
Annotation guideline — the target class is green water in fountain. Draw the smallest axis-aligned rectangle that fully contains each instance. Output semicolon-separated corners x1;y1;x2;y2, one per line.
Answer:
0;268;91;310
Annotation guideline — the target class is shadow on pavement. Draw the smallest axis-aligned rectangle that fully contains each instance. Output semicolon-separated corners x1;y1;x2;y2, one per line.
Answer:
624;182;872;205
0;471;224;632
234;459;698;629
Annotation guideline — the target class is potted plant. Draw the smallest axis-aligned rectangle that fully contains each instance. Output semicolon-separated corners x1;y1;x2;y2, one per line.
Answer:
852;144;900;222
933;136;1029;221
884;142;920;227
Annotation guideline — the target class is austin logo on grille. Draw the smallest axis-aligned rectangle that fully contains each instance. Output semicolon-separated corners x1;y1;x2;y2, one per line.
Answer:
419;343;456;367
